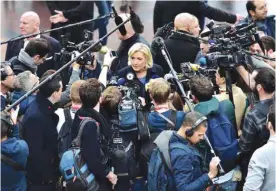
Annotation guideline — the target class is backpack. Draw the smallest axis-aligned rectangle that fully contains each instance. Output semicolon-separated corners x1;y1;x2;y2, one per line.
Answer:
147;130;187;191
57;108;73;158
204;105;238;173
140;110;177;177
59;118;100;191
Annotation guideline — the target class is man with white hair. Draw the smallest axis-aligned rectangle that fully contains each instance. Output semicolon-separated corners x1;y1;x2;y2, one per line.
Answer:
5;11;61;77
110;13;149;73
153;13;201;74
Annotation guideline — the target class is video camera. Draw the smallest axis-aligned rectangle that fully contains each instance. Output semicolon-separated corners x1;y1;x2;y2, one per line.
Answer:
203;21;260;69
54;30;102;66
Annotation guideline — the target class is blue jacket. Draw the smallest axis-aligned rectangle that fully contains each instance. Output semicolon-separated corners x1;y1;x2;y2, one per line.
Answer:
1;138;29;191
148;110;185;133
22;93;59;184
169;132;212;191
239;15;275;38
11;91;36;117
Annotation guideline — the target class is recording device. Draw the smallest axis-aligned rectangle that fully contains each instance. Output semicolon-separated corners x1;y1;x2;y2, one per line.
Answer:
203;21;263;69
110;50;118;57
112;5;127;36
54;30;102;66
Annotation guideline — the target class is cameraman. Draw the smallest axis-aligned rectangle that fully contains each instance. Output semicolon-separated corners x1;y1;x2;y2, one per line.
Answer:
117;43;164;108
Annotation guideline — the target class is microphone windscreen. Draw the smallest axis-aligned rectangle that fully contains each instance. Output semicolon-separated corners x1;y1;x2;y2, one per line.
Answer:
115;16;127;36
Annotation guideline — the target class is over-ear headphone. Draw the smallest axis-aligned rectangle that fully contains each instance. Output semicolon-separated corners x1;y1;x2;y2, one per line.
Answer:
185;116;207;137
1;111;14;137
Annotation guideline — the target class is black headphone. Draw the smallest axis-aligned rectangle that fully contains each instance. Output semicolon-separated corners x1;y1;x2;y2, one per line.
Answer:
1;111;14;137
185;116;207;137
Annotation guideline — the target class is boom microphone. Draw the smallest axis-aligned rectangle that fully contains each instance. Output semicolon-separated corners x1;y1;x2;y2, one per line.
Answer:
112;5;127;36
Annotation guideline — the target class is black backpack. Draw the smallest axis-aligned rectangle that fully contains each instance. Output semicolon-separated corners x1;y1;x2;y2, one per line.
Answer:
57;108;73;158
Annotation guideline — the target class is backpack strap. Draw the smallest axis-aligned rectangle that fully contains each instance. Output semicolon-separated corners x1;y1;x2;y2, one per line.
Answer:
71;118;97;147
154;130;174;171
63;107;73;124
155;110;177;130
1;153;25;171
167;110;177;130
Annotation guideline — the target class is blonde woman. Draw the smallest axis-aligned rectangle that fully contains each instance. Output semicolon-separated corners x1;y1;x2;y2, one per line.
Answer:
117;42;164;106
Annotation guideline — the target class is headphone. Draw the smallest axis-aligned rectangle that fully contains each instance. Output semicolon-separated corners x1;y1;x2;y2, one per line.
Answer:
1;111;14;137
185;116;207;137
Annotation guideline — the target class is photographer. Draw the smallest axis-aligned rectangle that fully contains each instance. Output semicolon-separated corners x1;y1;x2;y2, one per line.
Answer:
70;78;117;190
101;86;144;191
117;43;164;107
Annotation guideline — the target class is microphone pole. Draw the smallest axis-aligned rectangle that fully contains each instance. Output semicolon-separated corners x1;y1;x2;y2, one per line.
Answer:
4;16;131;112
158;40;194;112
1;13;113;45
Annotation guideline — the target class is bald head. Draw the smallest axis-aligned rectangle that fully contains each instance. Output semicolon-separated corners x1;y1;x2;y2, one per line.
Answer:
174;13;200;37
117;13;135;40
20;11;40;35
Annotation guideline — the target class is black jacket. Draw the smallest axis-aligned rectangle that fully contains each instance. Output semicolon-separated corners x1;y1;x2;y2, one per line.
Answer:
46;1;95;44
111;33;149;73
22;94;59;184
5;35;61;77
70;107;111;190
153;1;236;33
153;31;200;74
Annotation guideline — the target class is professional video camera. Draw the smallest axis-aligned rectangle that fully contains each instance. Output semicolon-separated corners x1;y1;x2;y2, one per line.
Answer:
203;22;260;69
179;62;219;93
54;30;101;66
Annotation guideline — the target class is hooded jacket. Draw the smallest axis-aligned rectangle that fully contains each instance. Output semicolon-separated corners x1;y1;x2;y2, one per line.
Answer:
194;97;236;127
1;137;29;191
10;49;37;75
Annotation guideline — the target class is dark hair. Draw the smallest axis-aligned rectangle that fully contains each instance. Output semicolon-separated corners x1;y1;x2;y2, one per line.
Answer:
218;68;239;84
1;111;12;138
254;68;275;94
181;111;207;131
169;91;184;111
190;76;214;102
79;78;101;108
261;36;275;52
268;103;275;131
246;0;256;16
39;70;62;98
25;38;51;58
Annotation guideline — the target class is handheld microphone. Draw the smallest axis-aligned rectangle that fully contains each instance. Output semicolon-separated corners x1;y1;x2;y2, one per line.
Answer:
117;78;126;85
112;5;127;36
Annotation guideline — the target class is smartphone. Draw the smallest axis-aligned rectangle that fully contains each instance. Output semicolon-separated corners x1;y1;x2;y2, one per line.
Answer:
110;51;117;57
